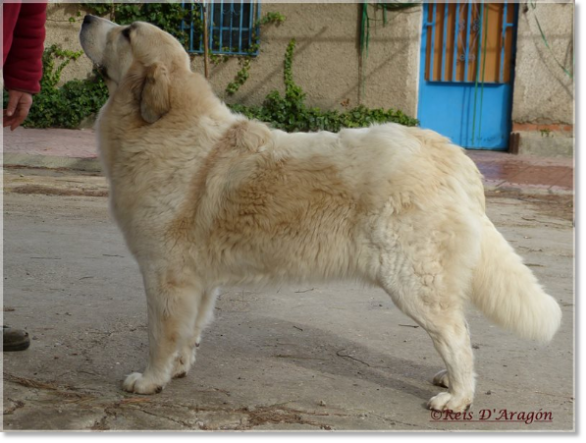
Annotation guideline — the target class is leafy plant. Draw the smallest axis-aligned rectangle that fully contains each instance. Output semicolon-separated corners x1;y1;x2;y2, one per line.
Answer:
257;11;286;27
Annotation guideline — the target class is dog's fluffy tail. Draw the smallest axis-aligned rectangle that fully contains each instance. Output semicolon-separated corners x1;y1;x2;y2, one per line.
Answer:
470;217;562;342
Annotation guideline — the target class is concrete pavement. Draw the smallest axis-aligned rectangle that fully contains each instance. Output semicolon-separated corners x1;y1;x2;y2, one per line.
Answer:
1;127;575;431
1;165;575;431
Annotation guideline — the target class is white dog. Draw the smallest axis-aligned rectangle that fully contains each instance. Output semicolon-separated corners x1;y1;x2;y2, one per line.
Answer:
80;16;561;412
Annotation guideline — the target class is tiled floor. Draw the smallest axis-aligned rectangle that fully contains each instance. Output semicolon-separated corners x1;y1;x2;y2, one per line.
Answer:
3;128;574;193
467;151;574;192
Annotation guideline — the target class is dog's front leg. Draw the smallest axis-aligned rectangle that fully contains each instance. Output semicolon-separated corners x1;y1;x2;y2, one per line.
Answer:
123;267;201;394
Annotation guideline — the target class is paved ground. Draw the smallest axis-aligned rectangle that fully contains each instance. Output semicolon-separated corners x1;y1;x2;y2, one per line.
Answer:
1;167;575;431
1;127;574;193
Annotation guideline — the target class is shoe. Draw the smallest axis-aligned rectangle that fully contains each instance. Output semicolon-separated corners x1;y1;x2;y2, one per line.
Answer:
3;326;31;352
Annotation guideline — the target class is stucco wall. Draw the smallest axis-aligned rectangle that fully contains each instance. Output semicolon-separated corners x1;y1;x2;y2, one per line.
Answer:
196;3;422;115
44;1;574;152
45;4;95;84
44;3;422;116
512;1;574;125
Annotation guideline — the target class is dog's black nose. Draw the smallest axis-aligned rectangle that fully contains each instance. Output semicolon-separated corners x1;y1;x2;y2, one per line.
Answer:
83;15;95;25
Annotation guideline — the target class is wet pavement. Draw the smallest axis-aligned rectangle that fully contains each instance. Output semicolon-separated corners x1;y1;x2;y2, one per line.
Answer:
468;150;574;193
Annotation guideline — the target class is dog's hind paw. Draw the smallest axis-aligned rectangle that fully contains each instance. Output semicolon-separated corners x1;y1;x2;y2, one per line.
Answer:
172;347;196;379
427;392;471;413
122;372;164;395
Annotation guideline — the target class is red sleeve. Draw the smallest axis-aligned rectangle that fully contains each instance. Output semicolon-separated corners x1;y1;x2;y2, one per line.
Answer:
3;2;48;94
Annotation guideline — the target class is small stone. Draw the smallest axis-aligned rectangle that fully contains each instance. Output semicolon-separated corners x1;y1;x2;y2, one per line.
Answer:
486;390;492;395
319;400;326;407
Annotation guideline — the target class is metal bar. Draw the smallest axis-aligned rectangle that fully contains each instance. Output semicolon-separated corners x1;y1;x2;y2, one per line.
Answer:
190;1;196;52
203;1;209;77
500;0;508;83
452;3;459;82
228;0;234;52
441;1;448;81
180;2;185;45
475;2;484;83
209;0;215;52
254;1;260;54
423;4;434;81
464;1;473;82
429;2;437;81
238;0;244;53
248;1;253;53
218;0;223;52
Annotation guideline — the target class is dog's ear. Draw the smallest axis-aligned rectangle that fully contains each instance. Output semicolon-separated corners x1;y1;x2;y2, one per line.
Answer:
139;62;171;123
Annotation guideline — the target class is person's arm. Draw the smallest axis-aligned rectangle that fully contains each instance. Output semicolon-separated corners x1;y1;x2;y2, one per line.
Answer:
3;2;47;130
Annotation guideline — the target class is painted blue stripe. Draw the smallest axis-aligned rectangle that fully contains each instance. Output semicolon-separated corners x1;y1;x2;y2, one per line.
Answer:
441;1;448;81
500;0;508;83
452;3;459;82
429;2;437;81
464;1;472;82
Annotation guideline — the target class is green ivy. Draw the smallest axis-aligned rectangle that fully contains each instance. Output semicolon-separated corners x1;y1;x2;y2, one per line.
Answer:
229;39;419;132
226;58;252;96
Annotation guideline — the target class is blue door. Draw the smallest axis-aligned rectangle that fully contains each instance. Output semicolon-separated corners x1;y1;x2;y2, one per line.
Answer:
418;1;518;150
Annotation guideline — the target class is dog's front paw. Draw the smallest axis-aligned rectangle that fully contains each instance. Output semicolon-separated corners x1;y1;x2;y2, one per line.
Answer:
427;392;471;413
122;372;164;395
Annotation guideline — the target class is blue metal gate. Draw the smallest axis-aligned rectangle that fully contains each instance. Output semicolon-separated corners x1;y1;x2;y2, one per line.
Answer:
417;1;519;150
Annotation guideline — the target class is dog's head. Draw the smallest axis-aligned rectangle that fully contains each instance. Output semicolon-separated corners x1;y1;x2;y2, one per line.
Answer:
80;15;190;123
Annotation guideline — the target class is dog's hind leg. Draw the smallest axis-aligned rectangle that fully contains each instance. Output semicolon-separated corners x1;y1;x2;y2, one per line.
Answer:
380;274;475;412
123;266;203;394
171;287;219;379
193;287;219;346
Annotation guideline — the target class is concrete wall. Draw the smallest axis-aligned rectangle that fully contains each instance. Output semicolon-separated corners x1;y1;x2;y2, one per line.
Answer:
198;3;423;115
45;4;95;84
44;3;422;115
511;1;574;157
512;1;574;125
44;2;574;157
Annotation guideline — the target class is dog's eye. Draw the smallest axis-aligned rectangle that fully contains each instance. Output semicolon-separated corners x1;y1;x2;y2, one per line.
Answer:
122;27;131;42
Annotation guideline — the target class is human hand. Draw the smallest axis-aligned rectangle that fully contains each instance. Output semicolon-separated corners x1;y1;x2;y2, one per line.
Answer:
3;90;33;131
